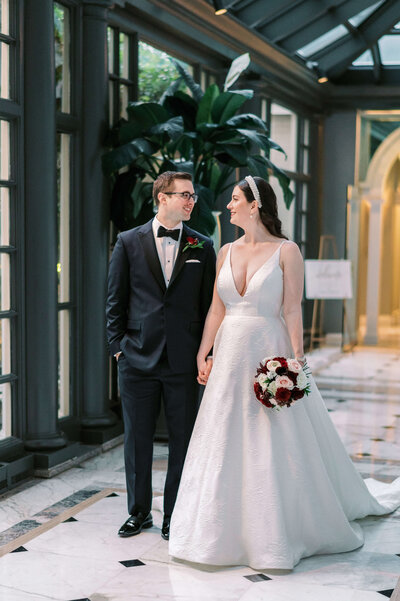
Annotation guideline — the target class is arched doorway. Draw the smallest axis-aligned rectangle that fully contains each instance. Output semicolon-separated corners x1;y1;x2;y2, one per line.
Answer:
348;127;400;347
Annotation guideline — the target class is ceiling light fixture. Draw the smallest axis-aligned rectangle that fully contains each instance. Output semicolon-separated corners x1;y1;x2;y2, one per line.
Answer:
213;0;227;15
318;76;329;84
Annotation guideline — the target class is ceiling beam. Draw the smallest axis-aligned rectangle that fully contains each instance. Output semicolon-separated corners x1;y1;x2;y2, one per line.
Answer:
274;0;376;53
231;0;297;29
371;43;382;83
314;0;400;78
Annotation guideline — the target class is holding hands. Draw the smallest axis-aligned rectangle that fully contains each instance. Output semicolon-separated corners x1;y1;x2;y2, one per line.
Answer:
197;356;213;386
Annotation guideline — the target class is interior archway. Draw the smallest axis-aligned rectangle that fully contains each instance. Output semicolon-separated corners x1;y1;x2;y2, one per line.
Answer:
356;128;400;346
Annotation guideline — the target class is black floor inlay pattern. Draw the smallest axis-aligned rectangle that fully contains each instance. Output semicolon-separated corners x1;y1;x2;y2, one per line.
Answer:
107;492;119;497
68;598;91;601
244;574;272;582
0;488;101;548
337;399;347;403
120;559;145;567
377;590;394;598
371;438;385;442
63;517;78;523
11;546;27;552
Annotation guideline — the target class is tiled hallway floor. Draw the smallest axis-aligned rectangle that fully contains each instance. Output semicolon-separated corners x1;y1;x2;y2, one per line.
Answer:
1;347;400;601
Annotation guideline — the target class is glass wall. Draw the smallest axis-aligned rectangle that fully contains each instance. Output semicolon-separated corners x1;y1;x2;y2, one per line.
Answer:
269;102;298;240
56;133;71;418
262;100;312;257
0;0;16;440
54;2;70;113
54;3;74;419
107;26;136;124
138;41;191;103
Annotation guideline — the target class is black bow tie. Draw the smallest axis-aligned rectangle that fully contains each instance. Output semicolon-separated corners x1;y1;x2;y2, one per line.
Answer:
157;226;180;241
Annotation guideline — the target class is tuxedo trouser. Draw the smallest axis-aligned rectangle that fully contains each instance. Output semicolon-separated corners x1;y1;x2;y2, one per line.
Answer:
118;351;198;517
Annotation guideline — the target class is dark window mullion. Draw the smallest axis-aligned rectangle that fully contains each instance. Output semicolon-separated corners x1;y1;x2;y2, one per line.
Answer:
113;26;120;122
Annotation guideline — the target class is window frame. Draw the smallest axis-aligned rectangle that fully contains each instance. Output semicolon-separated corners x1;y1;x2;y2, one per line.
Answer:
0;0;24;443
54;0;81;423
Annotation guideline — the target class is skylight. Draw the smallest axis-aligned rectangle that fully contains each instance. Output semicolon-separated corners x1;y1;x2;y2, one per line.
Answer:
348;1;384;28
352;49;374;67
297;24;348;58
379;35;400;65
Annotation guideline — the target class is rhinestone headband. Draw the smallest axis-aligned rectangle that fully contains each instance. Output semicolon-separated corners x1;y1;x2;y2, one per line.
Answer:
244;175;262;208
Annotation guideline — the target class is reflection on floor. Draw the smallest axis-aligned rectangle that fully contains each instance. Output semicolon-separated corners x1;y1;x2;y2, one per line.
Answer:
0;347;400;601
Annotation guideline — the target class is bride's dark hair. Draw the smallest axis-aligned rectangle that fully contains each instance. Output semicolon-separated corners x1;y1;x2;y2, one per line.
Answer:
238;177;288;239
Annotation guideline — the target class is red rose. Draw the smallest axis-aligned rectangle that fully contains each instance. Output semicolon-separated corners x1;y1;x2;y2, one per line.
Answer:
253;382;264;401
275;366;287;376
273;357;288;368
261;398;274;408
291;387;304;400
287;370;298;384
187;236;197;244
275;387;291;403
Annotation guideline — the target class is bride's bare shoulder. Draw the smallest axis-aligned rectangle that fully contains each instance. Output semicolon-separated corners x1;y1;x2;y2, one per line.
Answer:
280;240;303;264
216;243;230;267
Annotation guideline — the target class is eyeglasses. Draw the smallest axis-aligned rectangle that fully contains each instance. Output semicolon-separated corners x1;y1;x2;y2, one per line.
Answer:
164;192;198;203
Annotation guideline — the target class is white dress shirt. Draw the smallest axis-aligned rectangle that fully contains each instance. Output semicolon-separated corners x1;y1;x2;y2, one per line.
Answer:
152;216;183;286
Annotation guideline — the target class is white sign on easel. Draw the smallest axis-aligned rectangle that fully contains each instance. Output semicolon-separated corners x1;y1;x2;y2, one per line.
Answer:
304;260;353;299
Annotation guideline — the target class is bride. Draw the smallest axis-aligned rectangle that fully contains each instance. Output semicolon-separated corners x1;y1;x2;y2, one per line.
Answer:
168;175;400;570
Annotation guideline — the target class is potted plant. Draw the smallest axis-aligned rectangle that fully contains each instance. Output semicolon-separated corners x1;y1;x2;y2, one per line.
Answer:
102;53;294;236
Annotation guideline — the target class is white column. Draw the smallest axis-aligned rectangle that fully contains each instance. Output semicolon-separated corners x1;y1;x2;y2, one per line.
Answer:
364;195;384;345
346;185;361;345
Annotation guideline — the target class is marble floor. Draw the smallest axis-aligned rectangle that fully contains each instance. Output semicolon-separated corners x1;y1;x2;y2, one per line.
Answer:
1;347;400;601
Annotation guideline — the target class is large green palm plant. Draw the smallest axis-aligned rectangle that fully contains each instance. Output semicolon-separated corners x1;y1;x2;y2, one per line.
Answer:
102;54;294;235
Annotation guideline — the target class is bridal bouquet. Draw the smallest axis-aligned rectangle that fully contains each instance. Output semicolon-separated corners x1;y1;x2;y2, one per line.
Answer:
254;357;311;409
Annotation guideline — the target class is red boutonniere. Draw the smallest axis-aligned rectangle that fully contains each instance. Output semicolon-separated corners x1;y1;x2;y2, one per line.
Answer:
182;236;205;253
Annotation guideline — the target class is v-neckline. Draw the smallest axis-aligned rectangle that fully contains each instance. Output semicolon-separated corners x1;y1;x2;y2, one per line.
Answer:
228;241;284;299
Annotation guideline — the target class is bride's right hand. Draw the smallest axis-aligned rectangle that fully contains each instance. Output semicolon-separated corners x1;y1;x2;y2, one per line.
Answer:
197;356;212;386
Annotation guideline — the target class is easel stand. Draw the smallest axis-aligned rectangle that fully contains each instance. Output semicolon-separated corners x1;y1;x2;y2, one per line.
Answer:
309;235;352;352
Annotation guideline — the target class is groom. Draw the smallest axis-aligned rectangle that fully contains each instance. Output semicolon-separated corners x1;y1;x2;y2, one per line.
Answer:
106;171;216;540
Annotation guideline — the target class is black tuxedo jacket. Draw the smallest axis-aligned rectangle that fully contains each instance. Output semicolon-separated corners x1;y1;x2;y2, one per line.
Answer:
106;219;216;374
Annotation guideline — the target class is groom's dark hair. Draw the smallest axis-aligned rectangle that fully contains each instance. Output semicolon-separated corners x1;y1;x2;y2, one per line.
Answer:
153;171;193;205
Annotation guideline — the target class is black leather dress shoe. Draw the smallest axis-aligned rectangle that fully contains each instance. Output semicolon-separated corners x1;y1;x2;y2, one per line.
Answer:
118;512;153;537
161;516;170;540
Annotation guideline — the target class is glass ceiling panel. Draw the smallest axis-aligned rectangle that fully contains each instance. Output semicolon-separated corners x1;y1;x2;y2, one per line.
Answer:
379;35;400;65
297;24;348;58
352;49;374;66
348;1;384;28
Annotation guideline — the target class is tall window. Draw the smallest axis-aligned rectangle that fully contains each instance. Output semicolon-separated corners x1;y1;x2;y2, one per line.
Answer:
107;27;136;124
0;0;16;440
138;41;192;103
54;2;70;113
0;0;12;100
296;119;311;258
0;119;12;439
262;100;312;254
54;3;73;418
269;103;298;240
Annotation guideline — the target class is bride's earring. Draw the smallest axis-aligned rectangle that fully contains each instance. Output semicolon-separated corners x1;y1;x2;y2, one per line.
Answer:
250;214;253;219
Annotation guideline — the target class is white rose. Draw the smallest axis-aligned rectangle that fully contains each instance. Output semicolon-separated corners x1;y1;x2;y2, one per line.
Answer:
287;359;302;373
267;380;278;396
257;373;268;391
266;360;281;372
275;375;294;390
296;371;308;390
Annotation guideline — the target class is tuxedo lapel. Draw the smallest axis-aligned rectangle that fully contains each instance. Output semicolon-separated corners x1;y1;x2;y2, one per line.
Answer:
138;220;166;294
168;225;195;289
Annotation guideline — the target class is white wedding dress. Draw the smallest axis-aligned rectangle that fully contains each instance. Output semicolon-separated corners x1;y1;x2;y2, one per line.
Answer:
169;241;400;570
